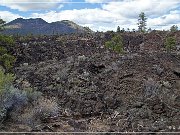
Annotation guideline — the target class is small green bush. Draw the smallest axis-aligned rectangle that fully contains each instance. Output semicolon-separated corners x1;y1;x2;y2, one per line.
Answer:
0;68;15;94
0;53;16;71
165;36;176;52
0;35;15;46
0;34;16;71
0;46;7;55
105;34;124;53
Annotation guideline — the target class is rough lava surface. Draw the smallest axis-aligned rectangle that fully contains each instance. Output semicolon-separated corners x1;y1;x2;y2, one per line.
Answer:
2;31;180;132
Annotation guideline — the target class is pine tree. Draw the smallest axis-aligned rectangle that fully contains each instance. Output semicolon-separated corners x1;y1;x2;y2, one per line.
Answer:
132;28;136;32
137;12;147;33
117;26;120;33
170;25;178;32
165;36;176;53
121;28;125;33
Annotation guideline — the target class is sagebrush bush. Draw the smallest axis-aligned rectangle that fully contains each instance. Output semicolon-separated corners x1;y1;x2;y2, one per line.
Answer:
23;87;42;103
2;86;28;110
0;68;45;125
144;78;160;97
0;66;59;127
12;97;59;127
0;68;28;123
33;97;59;120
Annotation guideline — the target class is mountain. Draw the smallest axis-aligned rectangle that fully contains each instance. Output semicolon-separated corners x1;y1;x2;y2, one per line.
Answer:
3;18;93;35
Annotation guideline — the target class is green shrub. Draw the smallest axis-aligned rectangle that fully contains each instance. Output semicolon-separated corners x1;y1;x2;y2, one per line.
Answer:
105;34;124;53
165;36;176;52
0;53;16;71
105;41;113;49
0;68;15;94
0;46;7;55
0;34;16;71
0;35;15;46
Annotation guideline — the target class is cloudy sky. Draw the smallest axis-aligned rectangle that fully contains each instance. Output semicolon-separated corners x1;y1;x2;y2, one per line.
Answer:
0;0;180;31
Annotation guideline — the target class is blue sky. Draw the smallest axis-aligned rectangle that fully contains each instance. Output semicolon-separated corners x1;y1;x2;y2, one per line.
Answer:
0;0;180;31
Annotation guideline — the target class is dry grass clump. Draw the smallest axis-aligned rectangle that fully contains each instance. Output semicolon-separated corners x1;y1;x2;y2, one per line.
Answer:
11;97;59;127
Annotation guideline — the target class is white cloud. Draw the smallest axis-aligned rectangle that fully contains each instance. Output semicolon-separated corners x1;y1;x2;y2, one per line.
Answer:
148;10;180;29
1;0;180;31
32;9;115;24
102;0;180;18
85;0;109;3
30;0;180;31
58;4;64;9
0;0;67;11
85;0;120;3
31;8;119;31
0;11;22;22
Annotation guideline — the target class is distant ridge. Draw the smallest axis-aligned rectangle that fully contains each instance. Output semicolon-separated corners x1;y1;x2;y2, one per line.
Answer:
3;18;93;35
